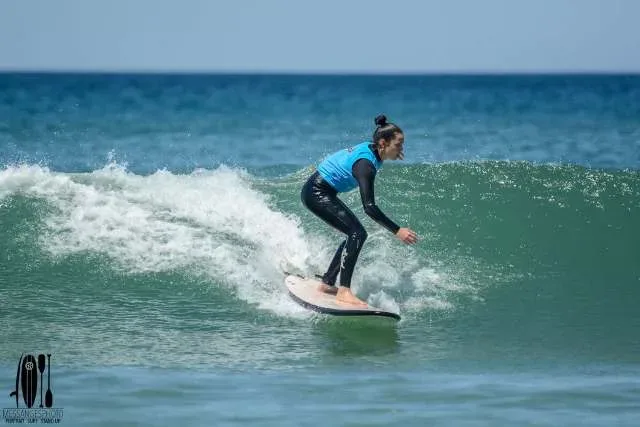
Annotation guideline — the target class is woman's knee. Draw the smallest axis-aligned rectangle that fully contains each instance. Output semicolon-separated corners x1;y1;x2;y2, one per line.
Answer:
350;226;368;246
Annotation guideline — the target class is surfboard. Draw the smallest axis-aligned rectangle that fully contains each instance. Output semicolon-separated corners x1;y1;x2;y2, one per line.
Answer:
284;273;401;321
20;354;37;408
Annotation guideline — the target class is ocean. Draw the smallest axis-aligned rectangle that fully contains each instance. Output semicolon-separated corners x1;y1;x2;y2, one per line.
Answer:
1;72;639;426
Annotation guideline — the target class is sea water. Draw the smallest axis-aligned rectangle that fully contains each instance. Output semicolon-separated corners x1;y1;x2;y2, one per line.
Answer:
1;73;639;426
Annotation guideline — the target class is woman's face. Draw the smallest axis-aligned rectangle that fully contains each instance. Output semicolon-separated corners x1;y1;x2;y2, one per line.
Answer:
381;132;405;160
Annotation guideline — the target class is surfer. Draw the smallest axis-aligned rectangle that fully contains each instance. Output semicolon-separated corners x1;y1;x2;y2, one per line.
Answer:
300;115;418;307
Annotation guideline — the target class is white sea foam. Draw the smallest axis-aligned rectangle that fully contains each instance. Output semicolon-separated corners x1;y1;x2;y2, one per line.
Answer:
0;161;476;317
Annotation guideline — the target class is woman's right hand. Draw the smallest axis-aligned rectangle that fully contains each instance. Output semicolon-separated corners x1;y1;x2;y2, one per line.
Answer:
396;227;418;245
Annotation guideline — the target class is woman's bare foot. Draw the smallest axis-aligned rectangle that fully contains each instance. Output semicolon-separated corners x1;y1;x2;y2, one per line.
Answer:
317;283;338;295
335;287;368;307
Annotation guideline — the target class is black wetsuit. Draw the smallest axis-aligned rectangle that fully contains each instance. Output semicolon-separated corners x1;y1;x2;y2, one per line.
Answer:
301;145;399;288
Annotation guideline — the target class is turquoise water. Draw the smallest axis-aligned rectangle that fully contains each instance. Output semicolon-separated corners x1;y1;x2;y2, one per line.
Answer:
1;73;639;426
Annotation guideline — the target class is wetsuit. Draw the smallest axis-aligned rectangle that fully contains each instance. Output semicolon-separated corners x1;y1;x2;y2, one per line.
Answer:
301;141;400;288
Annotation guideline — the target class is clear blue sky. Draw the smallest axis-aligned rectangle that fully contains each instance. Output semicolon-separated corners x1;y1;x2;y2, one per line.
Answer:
1;0;639;73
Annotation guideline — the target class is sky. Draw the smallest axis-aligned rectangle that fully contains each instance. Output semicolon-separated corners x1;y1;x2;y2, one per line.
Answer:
1;0;639;73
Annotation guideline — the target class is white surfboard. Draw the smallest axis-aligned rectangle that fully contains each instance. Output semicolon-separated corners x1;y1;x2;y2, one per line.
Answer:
284;273;401;321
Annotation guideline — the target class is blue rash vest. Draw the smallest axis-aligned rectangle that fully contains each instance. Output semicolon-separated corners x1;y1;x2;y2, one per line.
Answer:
316;141;383;193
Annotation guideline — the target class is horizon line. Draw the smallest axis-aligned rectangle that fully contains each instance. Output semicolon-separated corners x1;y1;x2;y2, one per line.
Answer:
1;68;640;77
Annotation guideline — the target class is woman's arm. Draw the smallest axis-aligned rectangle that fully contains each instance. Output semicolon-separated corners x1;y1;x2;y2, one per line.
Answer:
352;158;400;234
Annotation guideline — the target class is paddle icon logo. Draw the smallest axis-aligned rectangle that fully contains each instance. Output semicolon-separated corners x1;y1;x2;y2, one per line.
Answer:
3;353;64;424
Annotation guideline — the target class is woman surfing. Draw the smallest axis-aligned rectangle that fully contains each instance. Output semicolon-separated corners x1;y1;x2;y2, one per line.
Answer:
300;115;418;306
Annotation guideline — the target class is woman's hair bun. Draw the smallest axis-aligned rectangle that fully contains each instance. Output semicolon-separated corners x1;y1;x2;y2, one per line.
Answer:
374;114;388;127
